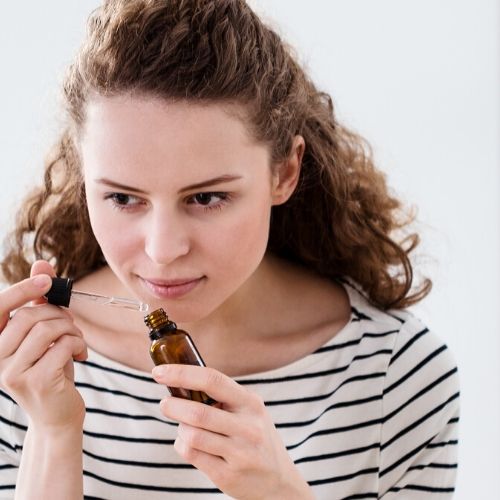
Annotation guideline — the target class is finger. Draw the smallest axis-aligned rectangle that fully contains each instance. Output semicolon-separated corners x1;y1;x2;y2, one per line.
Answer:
160;396;241;437
0;334;87;397
30;260;56;306
0;275;53;322
12;319;84;374
30;334;87;381
0;304;76;358
152;364;252;410
174;434;226;471
176;422;231;458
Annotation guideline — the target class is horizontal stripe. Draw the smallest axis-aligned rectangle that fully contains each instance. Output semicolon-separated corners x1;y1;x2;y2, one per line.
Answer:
287;416;384;451
238;348;391;385
389;484;455;493
266;371;386;406
0;464;16;470
408;462;458;472
294;442;380;464
314;329;398;355
340;494;378;500
276;394;383;428
85;407;176;426
83;429;174;445
83;469;221;493
427;439;458;449
78;359;155;383
0;414;27;433
76;382;161;404
83;449;194;469
308;467;378;486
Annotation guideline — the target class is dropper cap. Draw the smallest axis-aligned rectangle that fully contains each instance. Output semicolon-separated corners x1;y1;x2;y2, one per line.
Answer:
46;277;73;307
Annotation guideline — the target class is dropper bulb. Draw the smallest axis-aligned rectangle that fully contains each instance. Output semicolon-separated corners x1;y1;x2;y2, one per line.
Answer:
45;277;73;307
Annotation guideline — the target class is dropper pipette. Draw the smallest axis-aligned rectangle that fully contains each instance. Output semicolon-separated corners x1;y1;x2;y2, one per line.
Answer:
67;289;149;312
45;277;149;312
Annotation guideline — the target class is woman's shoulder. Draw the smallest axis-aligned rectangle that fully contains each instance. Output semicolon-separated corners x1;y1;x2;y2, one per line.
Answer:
341;278;453;346
339;278;459;397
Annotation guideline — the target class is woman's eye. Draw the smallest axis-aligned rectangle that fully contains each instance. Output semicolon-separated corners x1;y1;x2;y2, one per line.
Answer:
104;192;142;210
189;192;230;210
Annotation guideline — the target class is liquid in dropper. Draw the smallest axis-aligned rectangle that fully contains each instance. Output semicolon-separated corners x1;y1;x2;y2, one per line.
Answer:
45;277;149;312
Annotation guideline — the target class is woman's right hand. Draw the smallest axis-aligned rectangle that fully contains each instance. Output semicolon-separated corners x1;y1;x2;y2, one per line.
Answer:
0;265;88;432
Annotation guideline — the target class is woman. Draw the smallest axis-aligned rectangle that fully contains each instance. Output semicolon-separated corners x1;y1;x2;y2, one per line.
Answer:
0;0;459;498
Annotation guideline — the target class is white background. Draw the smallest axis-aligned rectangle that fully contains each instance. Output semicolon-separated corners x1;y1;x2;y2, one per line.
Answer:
0;1;498;498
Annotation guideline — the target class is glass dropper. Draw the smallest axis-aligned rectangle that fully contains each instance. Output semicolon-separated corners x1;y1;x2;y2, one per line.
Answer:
45;277;149;312
68;289;149;312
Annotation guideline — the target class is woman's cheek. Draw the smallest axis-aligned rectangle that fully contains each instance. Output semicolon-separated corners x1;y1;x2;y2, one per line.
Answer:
220;203;271;269
89;208;142;262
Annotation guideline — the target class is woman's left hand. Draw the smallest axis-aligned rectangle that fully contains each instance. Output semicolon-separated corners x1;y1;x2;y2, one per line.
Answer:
152;364;313;500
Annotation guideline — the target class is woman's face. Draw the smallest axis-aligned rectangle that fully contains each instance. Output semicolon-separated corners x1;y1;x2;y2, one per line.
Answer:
80;95;279;322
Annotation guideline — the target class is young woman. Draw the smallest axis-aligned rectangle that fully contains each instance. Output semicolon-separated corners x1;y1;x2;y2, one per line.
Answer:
0;0;459;498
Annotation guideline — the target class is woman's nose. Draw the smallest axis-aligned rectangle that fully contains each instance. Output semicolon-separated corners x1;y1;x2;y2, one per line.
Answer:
144;213;191;265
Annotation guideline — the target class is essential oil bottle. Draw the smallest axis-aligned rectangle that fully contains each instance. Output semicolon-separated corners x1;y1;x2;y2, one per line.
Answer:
144;308;216;405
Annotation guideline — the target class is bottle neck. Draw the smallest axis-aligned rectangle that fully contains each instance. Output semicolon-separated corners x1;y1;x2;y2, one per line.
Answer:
148;320;178;341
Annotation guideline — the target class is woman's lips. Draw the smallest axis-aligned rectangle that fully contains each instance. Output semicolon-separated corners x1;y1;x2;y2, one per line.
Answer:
140;277;205;299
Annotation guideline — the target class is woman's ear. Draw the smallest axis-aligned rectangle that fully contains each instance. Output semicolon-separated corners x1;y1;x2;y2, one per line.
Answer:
271;135;305;205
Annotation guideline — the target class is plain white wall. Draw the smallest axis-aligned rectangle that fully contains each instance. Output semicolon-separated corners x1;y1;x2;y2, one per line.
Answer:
0;1;498;498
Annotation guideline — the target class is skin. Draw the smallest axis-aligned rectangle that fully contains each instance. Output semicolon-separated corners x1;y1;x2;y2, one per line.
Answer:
0;95;351;499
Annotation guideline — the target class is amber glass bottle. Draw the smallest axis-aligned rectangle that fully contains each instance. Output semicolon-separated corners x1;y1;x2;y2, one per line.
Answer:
144;308;215;405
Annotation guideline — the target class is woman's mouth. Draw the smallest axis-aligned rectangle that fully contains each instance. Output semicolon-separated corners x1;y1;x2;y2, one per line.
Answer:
140;276;205;299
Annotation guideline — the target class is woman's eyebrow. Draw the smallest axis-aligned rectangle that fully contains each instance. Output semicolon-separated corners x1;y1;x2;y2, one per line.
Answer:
178;175;243;193
94;178;149;194
94;174;243;195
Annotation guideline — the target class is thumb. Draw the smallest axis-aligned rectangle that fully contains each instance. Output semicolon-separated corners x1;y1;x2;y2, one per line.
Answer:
30;260;57;306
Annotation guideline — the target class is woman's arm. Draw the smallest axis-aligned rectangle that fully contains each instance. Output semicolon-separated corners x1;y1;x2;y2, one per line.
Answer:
0;262;87;499
15;425;83;500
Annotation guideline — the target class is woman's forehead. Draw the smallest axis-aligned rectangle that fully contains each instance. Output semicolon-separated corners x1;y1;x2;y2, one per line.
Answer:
81;95;259;149
79;95;272;186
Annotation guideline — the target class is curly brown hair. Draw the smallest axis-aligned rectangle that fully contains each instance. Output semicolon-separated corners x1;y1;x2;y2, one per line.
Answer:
1;0;430;309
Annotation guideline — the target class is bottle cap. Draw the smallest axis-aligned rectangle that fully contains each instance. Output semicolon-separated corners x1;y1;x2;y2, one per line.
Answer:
45;277;73;307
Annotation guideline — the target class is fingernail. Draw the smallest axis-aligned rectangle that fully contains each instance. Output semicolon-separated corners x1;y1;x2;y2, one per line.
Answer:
33;275;52;288
152;366;164;378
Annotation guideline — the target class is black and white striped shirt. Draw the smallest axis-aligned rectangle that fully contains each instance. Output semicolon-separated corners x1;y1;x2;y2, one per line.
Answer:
0;281;459;498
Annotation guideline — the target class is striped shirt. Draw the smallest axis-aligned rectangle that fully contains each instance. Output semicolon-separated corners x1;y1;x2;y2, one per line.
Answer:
0;281;459;499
